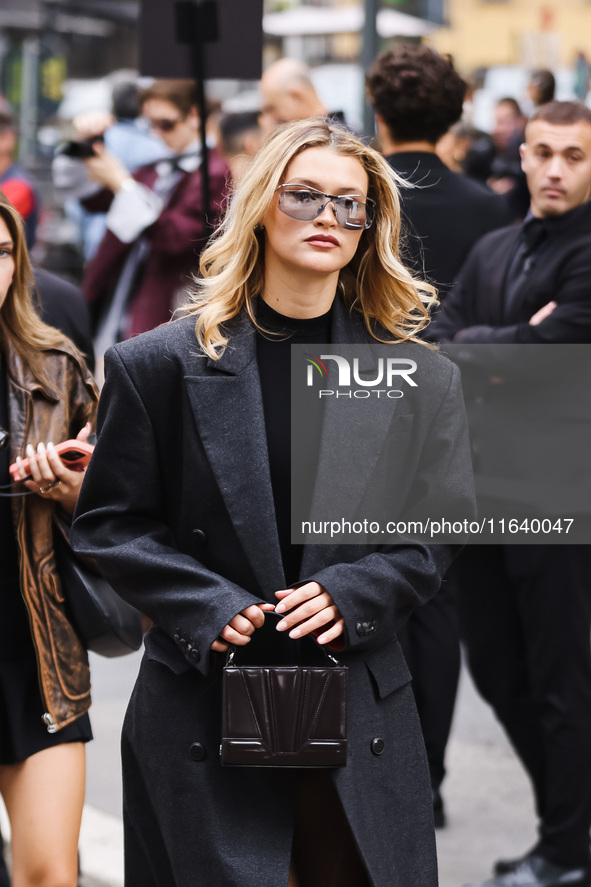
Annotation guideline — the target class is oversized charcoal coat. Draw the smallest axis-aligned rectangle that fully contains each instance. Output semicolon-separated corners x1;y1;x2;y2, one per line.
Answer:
71;297;475;887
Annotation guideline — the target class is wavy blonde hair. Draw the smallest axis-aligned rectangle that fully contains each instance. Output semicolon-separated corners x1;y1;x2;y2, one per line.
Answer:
184;118;437;358
0;194;81;385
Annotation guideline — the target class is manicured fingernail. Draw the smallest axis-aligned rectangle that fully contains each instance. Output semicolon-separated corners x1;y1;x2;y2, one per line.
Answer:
275;603;285;613
47;442;54;450
289;628;301;639
37;442;45;453
276;620;287;631
26;445;35;457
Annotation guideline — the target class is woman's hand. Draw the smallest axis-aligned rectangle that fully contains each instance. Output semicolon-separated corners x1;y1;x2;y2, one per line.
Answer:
14;423;92;515
210;603;276;653
274;582;345;647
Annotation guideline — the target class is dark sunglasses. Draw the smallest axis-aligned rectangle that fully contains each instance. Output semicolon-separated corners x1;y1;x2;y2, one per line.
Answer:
275;184;375;230
149;117;184;133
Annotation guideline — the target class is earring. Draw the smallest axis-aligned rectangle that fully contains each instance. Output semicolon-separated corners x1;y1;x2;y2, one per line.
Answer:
254;224;265;232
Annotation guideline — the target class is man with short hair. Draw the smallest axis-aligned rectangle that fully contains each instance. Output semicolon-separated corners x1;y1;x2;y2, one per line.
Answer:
81;79;227;357
219;111;262;184
492;97;526;156
366;46;511;302
489;97;529;218
54;78;171;260
365;45;511;828
435;101;591;887
528;70;556;109
259;58;342;132
435;101;591;344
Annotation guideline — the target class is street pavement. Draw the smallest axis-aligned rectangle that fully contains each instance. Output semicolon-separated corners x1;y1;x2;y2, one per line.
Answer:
1;647;537;887
436;664;535;887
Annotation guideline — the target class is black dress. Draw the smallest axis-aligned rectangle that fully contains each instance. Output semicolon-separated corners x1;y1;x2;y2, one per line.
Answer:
255;298;371;887
0;358;92;765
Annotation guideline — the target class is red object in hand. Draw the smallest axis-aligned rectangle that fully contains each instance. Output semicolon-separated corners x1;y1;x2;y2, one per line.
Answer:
9;440;95;482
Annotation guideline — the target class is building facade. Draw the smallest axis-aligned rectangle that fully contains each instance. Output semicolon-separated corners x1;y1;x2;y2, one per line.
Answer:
429;0;590;74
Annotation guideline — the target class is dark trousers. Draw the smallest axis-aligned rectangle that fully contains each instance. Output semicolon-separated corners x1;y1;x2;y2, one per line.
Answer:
398;577;461;790
456;545;591;868
292;770;371;887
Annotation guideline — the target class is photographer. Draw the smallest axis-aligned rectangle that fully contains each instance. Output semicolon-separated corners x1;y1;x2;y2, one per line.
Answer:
80;79;227;361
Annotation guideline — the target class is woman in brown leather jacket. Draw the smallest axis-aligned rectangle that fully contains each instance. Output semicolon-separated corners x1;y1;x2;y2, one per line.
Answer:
0;193;98;886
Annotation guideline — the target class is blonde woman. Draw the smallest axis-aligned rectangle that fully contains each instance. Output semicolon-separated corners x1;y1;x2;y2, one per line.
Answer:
0;193;98;886
72;119;474;887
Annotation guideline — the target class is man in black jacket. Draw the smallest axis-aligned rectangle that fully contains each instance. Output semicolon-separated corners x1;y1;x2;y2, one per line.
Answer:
366;46;511;304
365;46;511;827
433;105;591;346
435;101;591;887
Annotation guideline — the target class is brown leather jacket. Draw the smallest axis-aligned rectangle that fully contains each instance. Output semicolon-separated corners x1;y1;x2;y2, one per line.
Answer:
6;341;98;732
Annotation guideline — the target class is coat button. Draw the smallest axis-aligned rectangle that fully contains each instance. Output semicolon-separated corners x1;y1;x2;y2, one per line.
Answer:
192;529;206;542
371;738;385;756
189;648;200;663
355;620;377;637
190;742;206;762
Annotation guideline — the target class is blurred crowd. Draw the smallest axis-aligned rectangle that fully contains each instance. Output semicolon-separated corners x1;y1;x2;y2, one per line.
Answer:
1;56;589;364
1;42;590;887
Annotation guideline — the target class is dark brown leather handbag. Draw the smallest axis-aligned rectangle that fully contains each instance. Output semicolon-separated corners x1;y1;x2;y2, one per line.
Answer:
221;643;348;768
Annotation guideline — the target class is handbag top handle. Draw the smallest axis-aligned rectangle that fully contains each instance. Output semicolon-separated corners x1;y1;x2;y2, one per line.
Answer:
225;611;342;668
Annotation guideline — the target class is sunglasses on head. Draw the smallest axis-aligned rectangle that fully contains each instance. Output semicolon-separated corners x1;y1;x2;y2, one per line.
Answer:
275;184;375;230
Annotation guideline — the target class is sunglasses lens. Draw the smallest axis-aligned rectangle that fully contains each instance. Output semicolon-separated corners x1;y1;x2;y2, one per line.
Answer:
334;198;373;230
278;190;373;230
152;119;178;132
279;190;322;221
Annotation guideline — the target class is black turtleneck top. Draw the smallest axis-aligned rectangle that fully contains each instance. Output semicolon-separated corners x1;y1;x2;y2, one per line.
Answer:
255;298;331;586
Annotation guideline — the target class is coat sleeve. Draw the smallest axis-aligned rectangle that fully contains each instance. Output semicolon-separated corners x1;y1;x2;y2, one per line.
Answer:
426;234;489;344
303;362;475;652
70;346;265;677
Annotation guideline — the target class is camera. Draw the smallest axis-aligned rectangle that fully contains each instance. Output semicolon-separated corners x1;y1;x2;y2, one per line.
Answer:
57;136;104;159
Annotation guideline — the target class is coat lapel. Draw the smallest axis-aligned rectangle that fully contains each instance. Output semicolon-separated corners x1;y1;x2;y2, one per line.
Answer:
300;301;403;575
183;315;286;595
